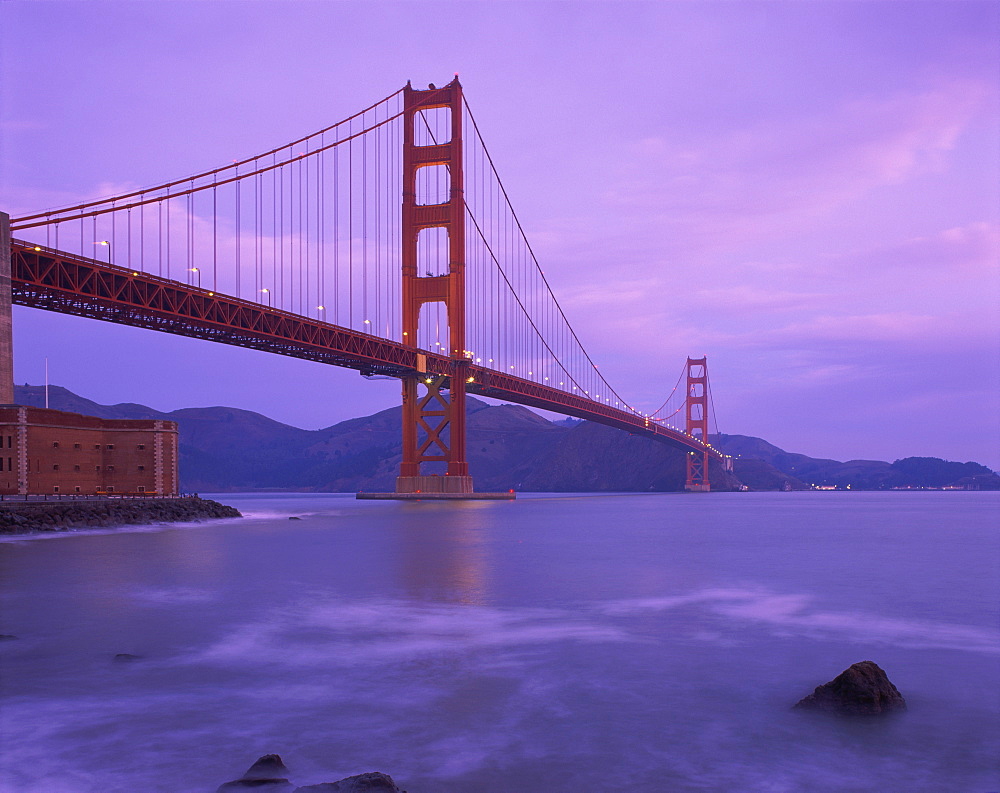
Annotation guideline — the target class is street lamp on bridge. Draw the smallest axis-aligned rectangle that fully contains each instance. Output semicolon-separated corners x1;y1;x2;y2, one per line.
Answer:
260;288;272;308
93;240;111;264
188;267;201;289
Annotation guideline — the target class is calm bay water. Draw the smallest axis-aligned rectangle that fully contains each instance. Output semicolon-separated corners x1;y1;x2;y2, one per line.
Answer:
0;491;997;792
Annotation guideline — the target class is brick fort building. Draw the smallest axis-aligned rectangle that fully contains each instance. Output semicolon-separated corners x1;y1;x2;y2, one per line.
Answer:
0;406;178;496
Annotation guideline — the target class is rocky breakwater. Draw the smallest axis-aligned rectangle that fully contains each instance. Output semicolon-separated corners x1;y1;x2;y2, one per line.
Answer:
0;496;241;534
218;755;405;792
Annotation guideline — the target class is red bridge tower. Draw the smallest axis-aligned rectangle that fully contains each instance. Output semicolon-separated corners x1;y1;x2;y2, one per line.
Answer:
396;78;472;495
684;356;711;492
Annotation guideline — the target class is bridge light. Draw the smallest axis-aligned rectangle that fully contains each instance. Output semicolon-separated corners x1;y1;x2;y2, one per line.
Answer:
317;305;325;310
466;376;474;383
34;246;41;251
476;358;481;363
132;272;139;276
364;319;371;324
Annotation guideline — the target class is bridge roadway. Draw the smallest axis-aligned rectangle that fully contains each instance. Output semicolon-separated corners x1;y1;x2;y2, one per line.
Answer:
11;241;725;461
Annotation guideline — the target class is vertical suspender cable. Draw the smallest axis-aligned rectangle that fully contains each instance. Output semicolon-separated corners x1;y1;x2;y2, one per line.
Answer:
165;190;170;280
334;141;340;325
279;152;285;308
212;180;218;291
236;173;241;299
271;154;277;305
363;109;368;330
157;201;162;276
349;119;353;328
320;137;325;319
374;104;380;335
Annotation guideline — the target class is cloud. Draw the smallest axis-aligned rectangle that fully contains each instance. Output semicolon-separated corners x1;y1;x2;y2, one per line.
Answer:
841;222;1000;274
779;363;873;386
606;79;993;243
689;285;832;313
769;312;939;343
0;119;46;132
559;279;656;310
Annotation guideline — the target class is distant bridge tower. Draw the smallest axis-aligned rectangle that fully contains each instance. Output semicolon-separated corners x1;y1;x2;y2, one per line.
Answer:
396;78;472;495
684;356;710;492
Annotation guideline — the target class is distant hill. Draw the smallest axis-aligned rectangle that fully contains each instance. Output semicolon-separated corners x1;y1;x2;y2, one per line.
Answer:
713;433;999;491
14;385;997;492
15;385;745;492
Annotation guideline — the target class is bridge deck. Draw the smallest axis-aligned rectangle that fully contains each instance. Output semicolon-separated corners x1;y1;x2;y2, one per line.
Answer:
11;241;725;461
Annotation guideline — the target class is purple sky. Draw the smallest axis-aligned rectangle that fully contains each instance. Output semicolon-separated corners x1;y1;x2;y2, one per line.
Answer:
2;1;998;468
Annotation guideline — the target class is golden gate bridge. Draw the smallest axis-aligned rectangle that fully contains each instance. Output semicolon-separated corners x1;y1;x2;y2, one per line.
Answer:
3;78;731;496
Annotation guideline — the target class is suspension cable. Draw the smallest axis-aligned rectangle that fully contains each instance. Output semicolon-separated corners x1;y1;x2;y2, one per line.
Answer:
463;96;631;407
12;87;406;227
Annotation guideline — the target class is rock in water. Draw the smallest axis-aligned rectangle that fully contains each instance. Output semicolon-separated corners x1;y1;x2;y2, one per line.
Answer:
217;754;294;792
294;772;404;792
795;660;906;715
242;755;291;780
112;653;142;662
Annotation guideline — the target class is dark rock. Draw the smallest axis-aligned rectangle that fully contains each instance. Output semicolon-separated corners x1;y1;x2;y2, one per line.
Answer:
217;754;294;792
288;516;302;520
795;660;906;715
0;634;18;640
243;755;291;780
112;653;142;662
294;772;404;792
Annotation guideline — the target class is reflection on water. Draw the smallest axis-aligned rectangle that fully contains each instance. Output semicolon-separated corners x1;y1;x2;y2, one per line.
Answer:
397;501;493;605
0;492;998;793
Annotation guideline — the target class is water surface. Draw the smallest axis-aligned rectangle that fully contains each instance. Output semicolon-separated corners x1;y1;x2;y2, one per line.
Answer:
1;492;997;792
